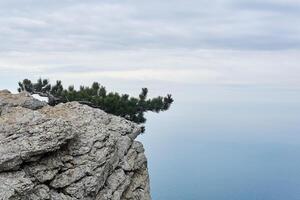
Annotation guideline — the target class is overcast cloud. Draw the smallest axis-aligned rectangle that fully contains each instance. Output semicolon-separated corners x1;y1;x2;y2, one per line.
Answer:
0;0;300;89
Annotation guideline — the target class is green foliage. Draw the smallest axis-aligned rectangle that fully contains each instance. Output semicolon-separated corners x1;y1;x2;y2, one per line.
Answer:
18;78;174;124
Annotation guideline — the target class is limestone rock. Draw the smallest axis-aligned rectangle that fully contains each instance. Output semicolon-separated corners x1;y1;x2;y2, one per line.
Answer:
0;91;151;200
0;90;47;113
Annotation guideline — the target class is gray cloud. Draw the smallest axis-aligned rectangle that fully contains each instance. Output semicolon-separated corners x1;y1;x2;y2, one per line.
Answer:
0;0;299;52
233;0;300;13
0;0;300;90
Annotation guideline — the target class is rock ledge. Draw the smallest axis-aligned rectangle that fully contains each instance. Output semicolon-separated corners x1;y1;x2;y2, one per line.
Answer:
0;90;151;200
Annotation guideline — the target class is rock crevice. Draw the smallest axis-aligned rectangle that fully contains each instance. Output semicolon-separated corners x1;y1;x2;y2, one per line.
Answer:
0;90;151;200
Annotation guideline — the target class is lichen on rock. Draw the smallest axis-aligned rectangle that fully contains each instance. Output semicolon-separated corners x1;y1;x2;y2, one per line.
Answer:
0;90;151;200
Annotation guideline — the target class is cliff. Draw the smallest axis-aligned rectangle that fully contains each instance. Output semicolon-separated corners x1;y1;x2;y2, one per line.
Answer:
0;90;151;200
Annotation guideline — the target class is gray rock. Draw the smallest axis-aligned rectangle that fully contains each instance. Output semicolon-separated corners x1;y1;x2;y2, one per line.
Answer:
0;171;34;199
0;90;47;113
0;107;77;172
0;91;151;200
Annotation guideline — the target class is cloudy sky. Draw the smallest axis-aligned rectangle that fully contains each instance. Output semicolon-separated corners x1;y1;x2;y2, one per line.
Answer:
0;0;300;91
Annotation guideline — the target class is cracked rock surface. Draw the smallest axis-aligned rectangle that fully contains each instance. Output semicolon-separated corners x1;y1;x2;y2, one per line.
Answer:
0;90;151;200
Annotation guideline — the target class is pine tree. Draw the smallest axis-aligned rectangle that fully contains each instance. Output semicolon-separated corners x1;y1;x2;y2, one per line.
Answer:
18;78;174;125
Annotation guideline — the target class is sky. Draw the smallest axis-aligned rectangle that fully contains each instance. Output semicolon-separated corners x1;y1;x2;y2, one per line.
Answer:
0;0;300;91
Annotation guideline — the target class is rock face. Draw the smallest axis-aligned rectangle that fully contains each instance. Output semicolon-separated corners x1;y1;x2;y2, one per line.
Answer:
0;90;151;200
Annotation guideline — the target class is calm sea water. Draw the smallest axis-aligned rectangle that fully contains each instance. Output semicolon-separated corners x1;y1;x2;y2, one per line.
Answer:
4;77;300;199
139;86;300;200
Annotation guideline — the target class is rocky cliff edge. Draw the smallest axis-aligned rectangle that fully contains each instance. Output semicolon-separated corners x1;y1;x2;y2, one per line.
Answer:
0;90;151;200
